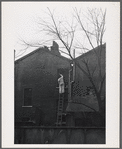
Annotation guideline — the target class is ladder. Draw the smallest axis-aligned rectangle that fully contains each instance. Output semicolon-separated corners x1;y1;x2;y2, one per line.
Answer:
56;93;64;126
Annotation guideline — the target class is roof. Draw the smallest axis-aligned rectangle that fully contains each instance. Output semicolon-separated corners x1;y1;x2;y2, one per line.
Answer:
15;46;71;64
66;95;100;112
75;43;106;61
15;43;106;64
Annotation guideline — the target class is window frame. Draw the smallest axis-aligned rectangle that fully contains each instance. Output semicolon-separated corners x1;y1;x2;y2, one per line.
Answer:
23;88;33;107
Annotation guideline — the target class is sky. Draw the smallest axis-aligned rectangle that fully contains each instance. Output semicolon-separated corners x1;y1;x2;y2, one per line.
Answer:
3;2;109;59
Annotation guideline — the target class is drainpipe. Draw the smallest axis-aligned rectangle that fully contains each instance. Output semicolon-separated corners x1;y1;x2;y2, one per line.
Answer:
73;49;75;82
68;49;76;102
67;50;76;126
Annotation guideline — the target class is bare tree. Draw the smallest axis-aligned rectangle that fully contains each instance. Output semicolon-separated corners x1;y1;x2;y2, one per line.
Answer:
18;8;106;115
73;8;106;115
37;8;106;114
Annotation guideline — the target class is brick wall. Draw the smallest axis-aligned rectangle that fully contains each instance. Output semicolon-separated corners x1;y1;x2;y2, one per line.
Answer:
73;44;105;98
15;48;70;125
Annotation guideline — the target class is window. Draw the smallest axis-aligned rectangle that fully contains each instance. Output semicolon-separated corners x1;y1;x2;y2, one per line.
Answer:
24;88;32;106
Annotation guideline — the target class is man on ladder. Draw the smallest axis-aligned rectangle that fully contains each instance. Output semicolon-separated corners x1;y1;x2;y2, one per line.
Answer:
56;74;65;126
58;74;65;94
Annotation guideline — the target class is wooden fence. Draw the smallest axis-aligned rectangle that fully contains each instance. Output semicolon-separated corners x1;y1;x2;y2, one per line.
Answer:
15;126;105;144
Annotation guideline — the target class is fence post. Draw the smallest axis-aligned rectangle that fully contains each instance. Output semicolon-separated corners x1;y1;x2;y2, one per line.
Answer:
66;128;71;144
84;128;87;144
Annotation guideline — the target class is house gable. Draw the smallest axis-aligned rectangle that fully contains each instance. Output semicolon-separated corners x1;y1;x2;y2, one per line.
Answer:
15;46;71;64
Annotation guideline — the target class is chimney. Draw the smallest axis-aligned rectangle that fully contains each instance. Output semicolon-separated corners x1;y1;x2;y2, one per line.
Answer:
51;41;61;56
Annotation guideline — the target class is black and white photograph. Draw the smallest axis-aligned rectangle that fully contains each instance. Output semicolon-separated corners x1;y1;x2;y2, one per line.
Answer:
2;1;120;148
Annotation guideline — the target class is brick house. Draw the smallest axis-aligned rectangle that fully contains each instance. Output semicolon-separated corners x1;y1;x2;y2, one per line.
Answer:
15;41;71;126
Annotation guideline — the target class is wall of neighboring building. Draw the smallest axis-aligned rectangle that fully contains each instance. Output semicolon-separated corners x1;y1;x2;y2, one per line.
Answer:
66;44;106;127
15;47;71;126
73;44;105;99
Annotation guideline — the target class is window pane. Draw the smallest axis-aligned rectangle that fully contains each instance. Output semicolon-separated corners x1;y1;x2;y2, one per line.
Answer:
24;88;32;106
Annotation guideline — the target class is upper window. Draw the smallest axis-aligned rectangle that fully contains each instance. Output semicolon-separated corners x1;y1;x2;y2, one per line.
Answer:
24;88;32;106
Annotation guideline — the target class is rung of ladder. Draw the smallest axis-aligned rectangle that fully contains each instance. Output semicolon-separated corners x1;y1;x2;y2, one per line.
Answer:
56;93;65;126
